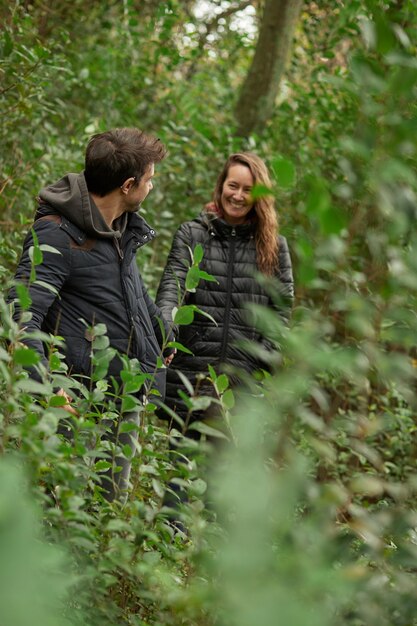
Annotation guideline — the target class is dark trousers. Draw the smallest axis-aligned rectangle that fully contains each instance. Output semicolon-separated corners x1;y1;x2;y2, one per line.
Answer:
99;410;141;503
58;408;141;504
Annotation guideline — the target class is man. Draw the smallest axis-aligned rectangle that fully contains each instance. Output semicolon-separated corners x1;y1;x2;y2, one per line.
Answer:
10;127;174;500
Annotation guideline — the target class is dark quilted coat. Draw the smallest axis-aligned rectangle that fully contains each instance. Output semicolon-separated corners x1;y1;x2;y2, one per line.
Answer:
10;172;170;397
155;211;294;416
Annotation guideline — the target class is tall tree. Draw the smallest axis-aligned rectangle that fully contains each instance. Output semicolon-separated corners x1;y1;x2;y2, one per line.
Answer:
235;0;303;137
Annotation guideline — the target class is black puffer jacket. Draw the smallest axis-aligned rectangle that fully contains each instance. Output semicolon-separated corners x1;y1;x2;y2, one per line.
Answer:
156;211;294;415
10;172;170;397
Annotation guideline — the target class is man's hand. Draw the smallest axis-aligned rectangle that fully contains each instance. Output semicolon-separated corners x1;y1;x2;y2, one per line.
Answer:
164;349;177;367
56;388;78;416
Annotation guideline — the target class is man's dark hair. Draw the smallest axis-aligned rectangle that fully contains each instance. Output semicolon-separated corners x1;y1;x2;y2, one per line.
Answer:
84;128;167;196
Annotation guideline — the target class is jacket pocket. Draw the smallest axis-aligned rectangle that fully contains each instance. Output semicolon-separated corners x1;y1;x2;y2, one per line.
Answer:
66;336;92;377
178;325;204;351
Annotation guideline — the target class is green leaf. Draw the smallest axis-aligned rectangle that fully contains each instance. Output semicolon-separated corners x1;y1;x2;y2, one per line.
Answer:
3;30;13;56
305;178;330;215
350;475;384;497
48;395;68;407
271;157;296;188
198;270;218;283
189;478;207;496
0;461;74;625
152;478;164;498
190;396;213;411
121;395;139;413
156;402;185;428
122;444;133;458
188;420;228;439
216;374;229;394
106;519;132;533
0;348;11;363
92;335;109;350
251;184;273;200
96;324;108;336
185;266;200;292
29;245;43;267
374;13;396;55
298;262;317;286
174;305;195;325
176;370;194;396
319;206;347;235
295;237;314;260
39;244;62;255
222;389;235;409
49;353;62;370
167;341;193;355
28;229;42;266
123;375;147;394
33;280;60;296
193;306;217;326
193;243;204;264
96;379;109;392
16;379;49;394
94;460;112;472
13;348;40;366
15;283;32;310
119;422;139;434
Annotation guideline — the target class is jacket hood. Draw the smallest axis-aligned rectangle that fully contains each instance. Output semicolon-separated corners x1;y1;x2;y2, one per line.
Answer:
37;172;126;239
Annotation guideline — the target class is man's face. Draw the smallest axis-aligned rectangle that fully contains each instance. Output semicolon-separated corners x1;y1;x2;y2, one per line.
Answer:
124;163;155;212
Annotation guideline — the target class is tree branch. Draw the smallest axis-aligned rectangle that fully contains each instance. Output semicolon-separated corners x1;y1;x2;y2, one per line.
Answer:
186;0;255;79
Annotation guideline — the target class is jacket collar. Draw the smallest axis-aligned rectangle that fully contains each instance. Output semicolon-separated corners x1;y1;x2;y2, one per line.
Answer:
126;212;156;240
122;212;156;250
35;204;156;247
202;211;256;239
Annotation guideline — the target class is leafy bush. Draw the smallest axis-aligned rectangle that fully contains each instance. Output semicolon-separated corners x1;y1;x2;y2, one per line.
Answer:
2;1;417;625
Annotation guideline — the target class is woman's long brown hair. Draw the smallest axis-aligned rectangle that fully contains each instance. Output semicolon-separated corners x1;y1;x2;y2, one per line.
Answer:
212;152;279;275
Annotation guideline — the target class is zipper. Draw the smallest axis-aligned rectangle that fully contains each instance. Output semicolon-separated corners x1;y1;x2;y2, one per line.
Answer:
219;227;236;363
114;237;137;355
114;226;155;360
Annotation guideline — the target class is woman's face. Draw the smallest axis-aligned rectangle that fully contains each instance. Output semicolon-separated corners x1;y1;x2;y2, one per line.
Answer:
221;164;255;225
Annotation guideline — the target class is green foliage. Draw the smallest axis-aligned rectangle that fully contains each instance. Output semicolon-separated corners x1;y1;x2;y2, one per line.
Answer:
2;1;417;625
0;460;75;626
0;294;207;625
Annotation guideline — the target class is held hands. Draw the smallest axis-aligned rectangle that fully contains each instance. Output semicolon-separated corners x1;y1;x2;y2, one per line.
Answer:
56;388;79;416
164;349;177;367
56;351;176;413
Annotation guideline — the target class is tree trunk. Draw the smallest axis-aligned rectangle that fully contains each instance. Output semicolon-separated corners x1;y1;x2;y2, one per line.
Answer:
235;0;303;137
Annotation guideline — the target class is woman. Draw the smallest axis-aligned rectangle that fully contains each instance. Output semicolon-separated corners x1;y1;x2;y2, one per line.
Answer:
156;152;294;423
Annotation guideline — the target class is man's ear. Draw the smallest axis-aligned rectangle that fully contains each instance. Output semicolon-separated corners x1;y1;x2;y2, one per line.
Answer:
120;177;136;194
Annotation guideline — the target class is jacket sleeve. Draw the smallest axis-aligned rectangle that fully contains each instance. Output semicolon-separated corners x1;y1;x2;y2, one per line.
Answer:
141;282;175;353
273;235;294;326
155;223;193;334
8;218;71;377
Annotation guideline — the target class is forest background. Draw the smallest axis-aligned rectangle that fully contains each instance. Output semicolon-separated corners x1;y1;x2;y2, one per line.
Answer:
1;1;417;625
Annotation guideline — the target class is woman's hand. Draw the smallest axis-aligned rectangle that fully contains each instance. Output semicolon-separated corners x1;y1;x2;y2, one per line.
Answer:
164;349;177;367
56;388;79;416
